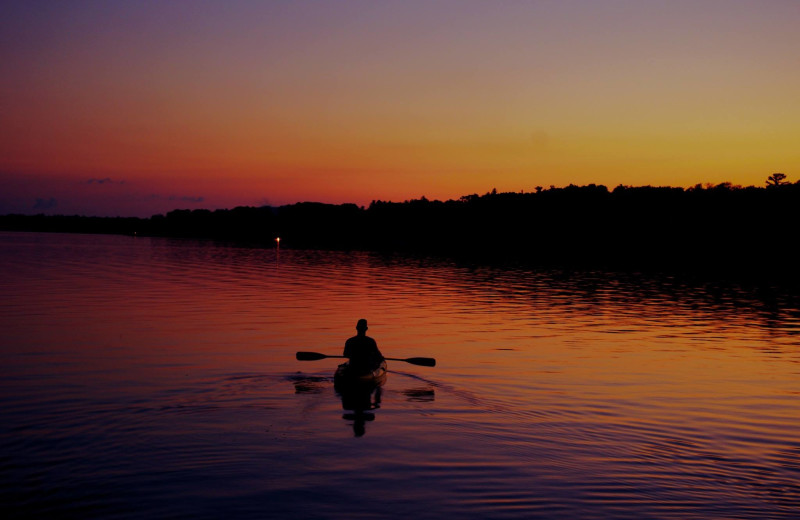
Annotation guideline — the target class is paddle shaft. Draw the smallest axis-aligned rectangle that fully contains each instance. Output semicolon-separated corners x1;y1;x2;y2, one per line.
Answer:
299;354;417;362
296;351;435;367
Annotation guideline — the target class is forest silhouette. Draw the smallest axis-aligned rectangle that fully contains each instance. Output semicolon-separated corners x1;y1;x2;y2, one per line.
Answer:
2;180;798;280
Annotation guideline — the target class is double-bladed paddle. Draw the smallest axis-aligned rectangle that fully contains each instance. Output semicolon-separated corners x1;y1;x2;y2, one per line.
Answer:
296;351;436;367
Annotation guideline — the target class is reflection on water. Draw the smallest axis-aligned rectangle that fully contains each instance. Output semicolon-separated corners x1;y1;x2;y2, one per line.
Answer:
338;383;382;438
402;387;436;403
291;374;329;395
1;231;800;519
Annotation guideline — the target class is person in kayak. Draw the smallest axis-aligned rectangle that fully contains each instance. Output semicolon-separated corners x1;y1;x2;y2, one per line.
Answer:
343;319;384;374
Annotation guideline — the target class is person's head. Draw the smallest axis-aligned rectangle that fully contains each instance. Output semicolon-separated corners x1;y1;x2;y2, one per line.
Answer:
356;319;368;334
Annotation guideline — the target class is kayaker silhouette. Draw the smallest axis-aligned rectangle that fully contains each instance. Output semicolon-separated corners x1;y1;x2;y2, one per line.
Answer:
343;319;384;374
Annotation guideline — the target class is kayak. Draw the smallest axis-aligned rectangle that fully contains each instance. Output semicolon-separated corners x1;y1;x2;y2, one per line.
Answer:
335;360;386;431
334;359;388;388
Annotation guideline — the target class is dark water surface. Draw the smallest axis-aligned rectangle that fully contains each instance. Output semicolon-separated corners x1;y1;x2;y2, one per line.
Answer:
1;231;799;519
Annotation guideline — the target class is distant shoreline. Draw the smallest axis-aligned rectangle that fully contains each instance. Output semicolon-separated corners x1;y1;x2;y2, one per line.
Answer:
3;182;799;284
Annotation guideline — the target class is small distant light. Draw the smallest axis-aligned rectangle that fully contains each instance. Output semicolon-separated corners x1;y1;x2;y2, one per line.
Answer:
276;237;280;243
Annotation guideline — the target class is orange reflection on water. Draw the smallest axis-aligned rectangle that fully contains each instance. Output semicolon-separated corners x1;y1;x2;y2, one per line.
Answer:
2;233;800;518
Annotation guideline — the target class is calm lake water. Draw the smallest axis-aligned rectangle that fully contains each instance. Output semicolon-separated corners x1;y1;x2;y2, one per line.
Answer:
1;231;800;519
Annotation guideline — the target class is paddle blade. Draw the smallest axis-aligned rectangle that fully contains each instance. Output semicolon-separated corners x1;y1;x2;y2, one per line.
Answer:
296;351;328;361
404;357;436;367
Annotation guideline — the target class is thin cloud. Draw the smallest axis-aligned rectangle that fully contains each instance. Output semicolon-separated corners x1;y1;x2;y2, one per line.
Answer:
168;195;205;203
33;197;57;210
148;194;205;203
85;178;125;185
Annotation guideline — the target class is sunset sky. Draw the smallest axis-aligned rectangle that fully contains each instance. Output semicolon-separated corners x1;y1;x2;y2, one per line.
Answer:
2;1;798;217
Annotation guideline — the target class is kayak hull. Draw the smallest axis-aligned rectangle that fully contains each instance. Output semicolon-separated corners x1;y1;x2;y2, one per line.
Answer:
335;360;386;419
334;360;387;389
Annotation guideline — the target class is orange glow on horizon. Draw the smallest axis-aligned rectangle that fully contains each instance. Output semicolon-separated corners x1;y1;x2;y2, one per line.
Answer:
1;2;798;216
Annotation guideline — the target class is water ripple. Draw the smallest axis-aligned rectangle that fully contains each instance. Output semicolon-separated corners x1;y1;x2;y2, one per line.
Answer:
2;232;800;519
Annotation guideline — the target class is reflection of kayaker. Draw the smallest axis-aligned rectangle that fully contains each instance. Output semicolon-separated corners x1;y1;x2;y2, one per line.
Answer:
342;319;384;375
335;360;386;437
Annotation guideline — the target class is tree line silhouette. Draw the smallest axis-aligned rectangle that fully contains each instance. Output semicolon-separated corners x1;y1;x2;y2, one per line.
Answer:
2;179;798;279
